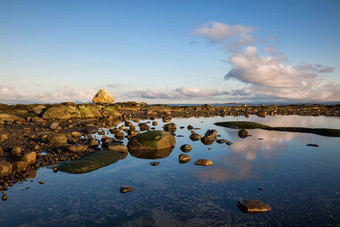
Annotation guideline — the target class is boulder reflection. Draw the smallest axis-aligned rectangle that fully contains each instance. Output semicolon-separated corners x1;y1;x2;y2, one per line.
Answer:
128;147;174;159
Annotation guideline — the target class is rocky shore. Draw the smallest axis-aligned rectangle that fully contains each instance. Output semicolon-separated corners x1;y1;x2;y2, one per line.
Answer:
0;100;339;201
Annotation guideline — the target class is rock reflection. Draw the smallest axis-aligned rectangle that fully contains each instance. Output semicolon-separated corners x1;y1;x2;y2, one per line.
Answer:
128;147;174;159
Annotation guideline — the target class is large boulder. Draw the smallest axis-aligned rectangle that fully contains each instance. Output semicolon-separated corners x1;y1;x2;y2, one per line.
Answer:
92;89;115;105
78;104;102;118
0;114;25;122
127;130;176;151
101;107;122;118
42;104;81;120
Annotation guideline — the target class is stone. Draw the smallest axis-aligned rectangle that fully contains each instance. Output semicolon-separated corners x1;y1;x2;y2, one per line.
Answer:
42;104;81;120
22;151;36;164
150;162;160;166
180;144;192;153
2;194;7;201
13;161;29;172
107;143;128;153
39;181;45;184
201;129;217;143
0;161;12;177
179;154;191;164
32;116;45;123
88;138;99;147
12;147;22;156
0;114;25;122
163;123;177;132
237;199;271;213
101;107;122;118
71;131;81;137
257;110;267;118
47;133;68;146
0;134;8;142
138;123;150;131
120;186;134;193
216;139;227;144
92;89;115;104
195;159;213;166
66;144;88;153
49;121;59;130
152;121;158;126
190;133;201;141
78;104;102;118
127;130;176;151
238;129;249;138
128;130;140;137
226;141;232;145
306;144;319;147
187;125;193;130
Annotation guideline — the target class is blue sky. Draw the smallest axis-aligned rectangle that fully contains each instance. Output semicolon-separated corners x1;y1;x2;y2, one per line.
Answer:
1;0;339;104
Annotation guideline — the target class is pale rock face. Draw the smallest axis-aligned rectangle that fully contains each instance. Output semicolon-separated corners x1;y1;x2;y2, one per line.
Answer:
92;89;115;104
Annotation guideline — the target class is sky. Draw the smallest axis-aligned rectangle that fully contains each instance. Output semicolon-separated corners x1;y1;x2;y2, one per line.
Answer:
1;0;339;104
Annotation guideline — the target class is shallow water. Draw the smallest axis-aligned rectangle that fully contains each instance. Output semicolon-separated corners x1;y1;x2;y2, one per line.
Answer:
0;115;339;226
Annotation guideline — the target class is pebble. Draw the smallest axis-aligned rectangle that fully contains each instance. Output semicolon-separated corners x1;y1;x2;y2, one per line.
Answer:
195;159;213;166
150;162;160;166
2;194;7;201
120;186;134;193
39;181;45;184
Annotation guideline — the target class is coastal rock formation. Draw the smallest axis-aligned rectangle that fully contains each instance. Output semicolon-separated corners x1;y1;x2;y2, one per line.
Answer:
92;89;114;105
238;199;271;213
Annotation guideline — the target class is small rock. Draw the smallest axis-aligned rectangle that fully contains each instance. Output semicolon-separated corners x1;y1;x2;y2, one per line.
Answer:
49;121;59;130
306;144;319;147
226;141;232;145
22;151;37;164
180;144;192;153
2;194;7;201
120;186;134;193
190;133;201;141
238;199;271;213
107;143;128;153
53;167;58;173
66;144;88;153
195;159;213;166
150;162;160;166
39;181;45;184
152;121;158;126
179;154;191;164
238;129;249;138
216;139;227;144
187;125;193;130
12;147;22;156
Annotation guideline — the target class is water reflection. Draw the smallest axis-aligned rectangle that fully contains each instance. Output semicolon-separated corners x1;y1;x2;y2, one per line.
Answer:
128;147;174;159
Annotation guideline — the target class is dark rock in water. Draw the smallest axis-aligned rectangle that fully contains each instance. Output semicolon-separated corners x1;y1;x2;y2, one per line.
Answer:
152;121;158;126
306;144;319;147
238;129;249;138
163;123;177;132
120;186;134;193
127;130;176;151
138;123;150;131
195;159;213;166
59;150;126;174
150;162;160;166
2;194;7;201
190;133;201;141
216;139;227;144
187;125;193;130
177;135;184;137
179;154;191;164
259;187;263;191
53;167;58;173
238;199;271;213
39;181;45;184
180;144;192;153
226;141;233;145
201;130;217;145
258;138;264;140
162;116;172;123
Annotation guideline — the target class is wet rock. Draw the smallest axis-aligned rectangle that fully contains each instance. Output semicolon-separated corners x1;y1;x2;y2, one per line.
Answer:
138;123;150;131
109;128;120;134
0;161;12;177
92;89;115;104
88;138;99;147
49;121;59;130
257;110;267;118
120;186;134;193
128;130;140;137
39;181;45;184
152;121;158;126
47;133;68;146
162;116;172;123
163;123;176;132
127;130;176;151
101;107;122;118
22;151;36;164
238;199;271;213
150;162;160;166
187;125;193;130
12;147;22;156
238;129;249;138
306;144;319;147
107;143;128;153
190;133;201;141
2;194;7;201
179;154;191;164
71;131;81;137
195;159;213;166
78;104;102;118
0;114;25;122
66;144;88;153
13;161;29;172
226;141;233;145
53;167;58;173
42;104;81;120
180;144;192;153
216;139;227;143
115;131;124;138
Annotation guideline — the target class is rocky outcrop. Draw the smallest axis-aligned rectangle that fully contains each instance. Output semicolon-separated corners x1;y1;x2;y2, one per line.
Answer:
92;89;114;105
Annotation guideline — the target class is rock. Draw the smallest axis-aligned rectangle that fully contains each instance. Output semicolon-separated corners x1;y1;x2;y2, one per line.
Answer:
128;130;140;137
163;123;177;132
12;147;22;156
109;128;120;134
138;123;150;131
306;144;319;147
32;106;46;115
42;104;81;120
32;116;45;123
66;144;88;153
190;133;201;141
59;150;126;174
152;121;158;126
107;143;128;153
120;186;134;193
201;130;217;145
0;114;25;122
115;131;124;138
49;121;59;130
150;162;160;166
195;159;213;166
78;104;102;118
216;139;227;144
226;141;233;145
237;199;271;213
0;161;12;177
22;151;36;164
127;130;176;151
88;138;99;147
180;144;192;153
47;133;68;146
39;181;45;184
0;134;8;142
238;129;249;138
162;116;172;123
101;107;122;118
71;131;81;137
187;125;194;130
257;110;267;118
92;89;115;104
179;154;191;164
13;161;29;172
129;147;174;160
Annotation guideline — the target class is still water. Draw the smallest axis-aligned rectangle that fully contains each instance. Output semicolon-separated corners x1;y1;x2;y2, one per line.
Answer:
0;116;339;226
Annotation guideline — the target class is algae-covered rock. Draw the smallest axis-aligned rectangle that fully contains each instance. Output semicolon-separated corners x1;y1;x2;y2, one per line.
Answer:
0;114;25;122
129;147;174;159
78;104;102;118
92;89;114;104
58;150;126;174
127;130;176;151
42;104;81;119
101;107;122;118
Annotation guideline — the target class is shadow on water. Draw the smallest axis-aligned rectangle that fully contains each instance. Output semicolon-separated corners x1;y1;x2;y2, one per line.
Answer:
214;121;340;137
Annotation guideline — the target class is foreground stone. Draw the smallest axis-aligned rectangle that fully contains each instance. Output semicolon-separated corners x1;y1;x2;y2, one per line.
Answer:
92;89;115;104
238;199;271;213
179;154;191;164
195;159;213;166
127;130;176;151
180;144;192;152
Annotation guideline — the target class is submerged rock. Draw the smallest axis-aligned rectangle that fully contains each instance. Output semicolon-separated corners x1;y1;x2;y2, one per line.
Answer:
59;150;126;174
120;186;134;193
107;143;128;153
92;89;115;105
129;147;174;160
238;199;271;213
195;159;213;166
